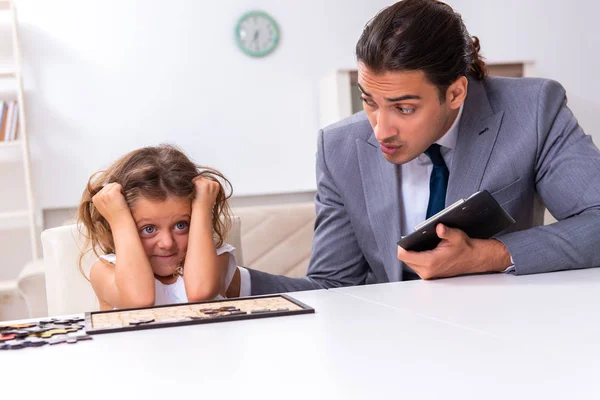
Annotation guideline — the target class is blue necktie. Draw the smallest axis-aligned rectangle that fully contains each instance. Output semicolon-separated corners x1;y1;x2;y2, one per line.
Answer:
401;144;450;281
424;144;449;218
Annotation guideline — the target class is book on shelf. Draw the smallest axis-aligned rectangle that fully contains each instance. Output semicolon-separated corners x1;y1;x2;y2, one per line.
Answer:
0;101;6;141
0;100;19;142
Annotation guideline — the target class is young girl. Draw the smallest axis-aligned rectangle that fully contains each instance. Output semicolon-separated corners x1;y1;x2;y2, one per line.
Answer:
78;144;240;310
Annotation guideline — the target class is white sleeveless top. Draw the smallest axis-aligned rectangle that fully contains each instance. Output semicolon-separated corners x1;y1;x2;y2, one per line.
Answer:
99;243;238;306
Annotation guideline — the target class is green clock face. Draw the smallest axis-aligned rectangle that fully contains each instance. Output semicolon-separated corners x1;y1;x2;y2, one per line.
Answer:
235;11;280;58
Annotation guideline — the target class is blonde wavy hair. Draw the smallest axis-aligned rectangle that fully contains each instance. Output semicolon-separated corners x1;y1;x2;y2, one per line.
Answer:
77;144;232;278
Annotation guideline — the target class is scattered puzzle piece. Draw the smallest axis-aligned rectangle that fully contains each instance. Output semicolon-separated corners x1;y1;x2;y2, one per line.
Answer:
0;334;16;342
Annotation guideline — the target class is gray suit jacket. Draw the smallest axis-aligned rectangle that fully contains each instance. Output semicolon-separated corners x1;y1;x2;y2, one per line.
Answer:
249;76;600;295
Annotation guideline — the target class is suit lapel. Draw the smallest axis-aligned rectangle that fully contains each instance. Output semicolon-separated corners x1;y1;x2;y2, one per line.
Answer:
357;135;402;282
446;79;505;204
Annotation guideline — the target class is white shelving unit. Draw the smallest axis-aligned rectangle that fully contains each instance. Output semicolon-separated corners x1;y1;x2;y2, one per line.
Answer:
0;0;38;260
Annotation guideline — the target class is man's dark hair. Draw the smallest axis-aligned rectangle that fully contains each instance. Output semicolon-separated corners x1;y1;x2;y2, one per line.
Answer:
356;0;486;101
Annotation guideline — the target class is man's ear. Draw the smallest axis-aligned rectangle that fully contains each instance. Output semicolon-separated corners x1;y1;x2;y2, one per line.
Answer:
445;76;468;109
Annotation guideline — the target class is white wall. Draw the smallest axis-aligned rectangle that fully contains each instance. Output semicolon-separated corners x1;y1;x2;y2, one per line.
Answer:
13;0;396;210
17;0;600;210
450;0;600;145
0;0;396;278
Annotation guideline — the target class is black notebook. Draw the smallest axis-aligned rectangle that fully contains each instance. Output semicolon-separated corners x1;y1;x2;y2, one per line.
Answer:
397;190;515;252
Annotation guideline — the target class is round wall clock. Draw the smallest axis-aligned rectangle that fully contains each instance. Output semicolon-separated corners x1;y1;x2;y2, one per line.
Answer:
234;10;280;58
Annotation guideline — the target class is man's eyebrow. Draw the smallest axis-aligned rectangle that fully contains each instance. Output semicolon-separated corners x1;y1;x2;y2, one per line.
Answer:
357;83;421;102
385;94;421;102
357;83;372;97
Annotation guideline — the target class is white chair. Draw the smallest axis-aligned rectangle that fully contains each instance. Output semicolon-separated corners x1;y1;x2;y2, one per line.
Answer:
0;280;29;321
17;258;48;318
41;217;243;316
232;202;315;278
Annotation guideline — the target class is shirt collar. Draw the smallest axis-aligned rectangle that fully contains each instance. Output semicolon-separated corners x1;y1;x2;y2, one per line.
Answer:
435;104;463;150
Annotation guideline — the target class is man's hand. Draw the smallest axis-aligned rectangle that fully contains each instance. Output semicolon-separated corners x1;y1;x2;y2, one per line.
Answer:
397;223;512;280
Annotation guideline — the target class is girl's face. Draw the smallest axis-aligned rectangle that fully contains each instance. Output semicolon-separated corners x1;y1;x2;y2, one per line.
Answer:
130;196;192;277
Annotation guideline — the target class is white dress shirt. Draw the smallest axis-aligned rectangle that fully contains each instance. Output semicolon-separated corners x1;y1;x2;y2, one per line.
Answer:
400;106;462;237
238;105;513;296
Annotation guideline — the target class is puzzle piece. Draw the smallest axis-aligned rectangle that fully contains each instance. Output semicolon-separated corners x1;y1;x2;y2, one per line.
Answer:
0;334;16;342
38;328;79;339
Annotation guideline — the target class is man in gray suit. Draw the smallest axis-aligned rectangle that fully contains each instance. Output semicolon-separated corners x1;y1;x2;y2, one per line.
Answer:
227;0;600;297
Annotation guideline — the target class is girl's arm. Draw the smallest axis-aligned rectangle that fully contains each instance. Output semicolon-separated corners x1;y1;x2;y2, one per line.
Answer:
89;183;155;308
183;177;228;301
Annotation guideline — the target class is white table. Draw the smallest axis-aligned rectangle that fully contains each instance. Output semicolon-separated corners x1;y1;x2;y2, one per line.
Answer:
334;268;600;347
2;271;599;399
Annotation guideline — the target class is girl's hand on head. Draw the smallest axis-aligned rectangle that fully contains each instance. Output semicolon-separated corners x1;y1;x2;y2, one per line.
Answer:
192;176;220;212
92;183;131;226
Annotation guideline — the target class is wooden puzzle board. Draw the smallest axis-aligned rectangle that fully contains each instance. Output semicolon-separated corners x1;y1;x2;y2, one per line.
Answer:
85;294;313;334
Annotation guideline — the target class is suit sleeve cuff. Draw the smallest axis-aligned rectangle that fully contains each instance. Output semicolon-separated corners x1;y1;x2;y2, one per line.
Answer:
238;267;252;297
502;255;516;274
